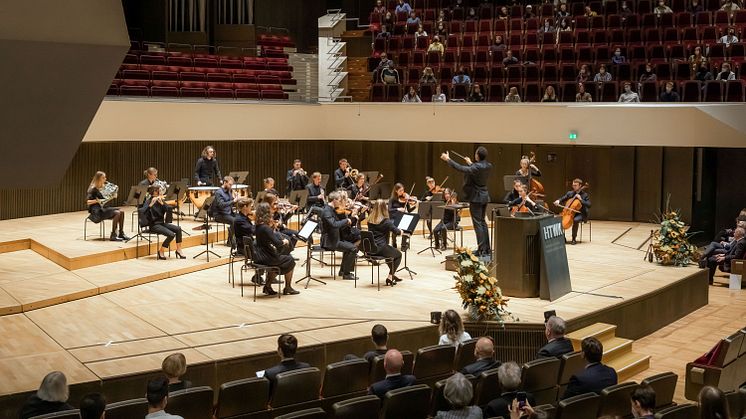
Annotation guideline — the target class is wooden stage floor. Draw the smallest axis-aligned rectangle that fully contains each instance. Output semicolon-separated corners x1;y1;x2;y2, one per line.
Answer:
0;211;706;399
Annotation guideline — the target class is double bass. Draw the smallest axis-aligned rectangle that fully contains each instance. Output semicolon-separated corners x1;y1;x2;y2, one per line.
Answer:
526;152;545;200
557;182;590;230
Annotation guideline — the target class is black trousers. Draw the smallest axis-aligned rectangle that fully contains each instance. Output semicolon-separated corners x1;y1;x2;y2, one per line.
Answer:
707;256;729;283
214;213;235;242
571;214;583;240
433;221;457;247
150;223;182;248
470;202;490;255
334;240;357;274
374;244;402;274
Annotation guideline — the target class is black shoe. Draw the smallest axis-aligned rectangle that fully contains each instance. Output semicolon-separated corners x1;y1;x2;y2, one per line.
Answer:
342;274;358;280
175;251;186;259
393;275;404;282
698;258;707;269
283;287;300;295
386;278;396;286
440;244;448;251
251;274;265;285
571;239;577;245
118;231;131;241
157;253;167;260
110;233;122;242
263;285;277;295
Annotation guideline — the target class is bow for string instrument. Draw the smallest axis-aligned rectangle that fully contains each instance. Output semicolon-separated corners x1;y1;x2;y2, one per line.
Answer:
400;183;420;205
432;176;448;194
556;182;590;230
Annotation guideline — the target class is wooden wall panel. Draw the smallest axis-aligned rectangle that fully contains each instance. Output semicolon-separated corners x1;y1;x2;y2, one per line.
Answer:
663;148;695;223
634;147;663;223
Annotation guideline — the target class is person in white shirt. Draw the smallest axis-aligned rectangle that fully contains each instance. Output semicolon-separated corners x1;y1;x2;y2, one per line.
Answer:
433;85;447;102
715;62;736;80
438;309;472;345
402;86;422;103
618;82;640;103
719;27;739;45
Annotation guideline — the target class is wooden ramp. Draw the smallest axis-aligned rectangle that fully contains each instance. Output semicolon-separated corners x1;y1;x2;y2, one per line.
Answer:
567;322;651;382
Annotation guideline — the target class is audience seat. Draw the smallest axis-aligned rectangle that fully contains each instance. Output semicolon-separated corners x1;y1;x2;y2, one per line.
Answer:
641;372;678;410
521;357;561;405
270;367;322;416
380;384;431;419
430;377;451;417
167;386;214;419
598;381;639;418
685;329;745;399
473;367;501;406
725;388;744;418
331;394;381;419
275;407;326;419
28;411;80;419
104;398;148;419
653;403;698;419
371;350;414;383
321;359;370;410
214;377;270;419
412;344;458;386
556;392;602;419
454;338;479;372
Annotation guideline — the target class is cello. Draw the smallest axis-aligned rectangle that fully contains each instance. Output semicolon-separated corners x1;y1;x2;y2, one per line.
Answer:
557;182;590;230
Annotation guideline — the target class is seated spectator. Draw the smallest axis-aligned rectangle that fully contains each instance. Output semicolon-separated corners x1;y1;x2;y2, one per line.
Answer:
698;386;732;419
420;66;438;84
364;324;389;362
467;7;479;20
435;373;482;419
489;35;507;56
79;393;106;419
438;9;449;22
538;315;574;357
689;0;704;13
375;52;391;73
162;353;192;392
557;18;572;31
524;4;536;18
427;36;445;56
541;85;558;102
503;50;519;65
146;375;184;419
402;86;422;102
439;309;472;345
376;24;391;39
715;62;736;81
433;85;448;102
383;11;394;27
368;349;416;399
395;0;412;15
700;218;746;265
452;66;472;84
659;81;680;102
584;5;598;16
556;3;570;20
264;334;311;392
695;62;714;82
497;6;510;20
706;226;745;284
654;0;673;15
630;385;656;419
539;18;555;35
434;22;448;38
639;63;657;84
381;61;400;84
577;64;591;83
619;82;641;102
483;362;537;418
689;46;708;73
719;27;739;45
720;0;740;14
611;47;627;64
406;11;421;25
461;336;500;375
19;371;73;419
594;64;612;82
505;86;522;102
415;24;427;38
561;336;618;399
468;84;484;102
373;0;387;15
508;400;546;419
576;83;593;102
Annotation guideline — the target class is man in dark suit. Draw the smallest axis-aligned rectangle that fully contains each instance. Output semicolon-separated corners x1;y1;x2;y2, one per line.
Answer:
461;337;500;376
706;226;745;284
441;146;492;257
210;176;236;245
561;337;617;400
264;334;311;394
306;172;326;209
368;349;416;399
286;159;309;195
553;178;591;245
334;158;353;189
321;190;358;280
482;362;536;418
537;316;575;358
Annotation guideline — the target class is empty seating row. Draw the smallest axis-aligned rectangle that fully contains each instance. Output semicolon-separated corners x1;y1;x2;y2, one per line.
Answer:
116;68;292;84
108;85;289;100
123;53;292;71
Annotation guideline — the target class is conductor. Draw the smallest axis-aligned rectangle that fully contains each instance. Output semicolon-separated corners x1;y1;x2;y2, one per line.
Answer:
440;146;492;257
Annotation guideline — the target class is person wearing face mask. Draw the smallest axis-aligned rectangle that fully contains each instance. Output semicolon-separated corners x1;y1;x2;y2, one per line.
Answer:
498;5;509;19
502;50;519;65
654;0;673;15
577;64;591;83
452;66;472;84
489;35;507;56
720;0;740;15
373;0;386;15
428;36;445;56
556;3;570;20
558;18;571;31
466;7;478;20
718;27;739;45
688;0;704;13
576;83;593;102
620;1;633;22
611;47;627;64
618;82;641;102
715;62;736;81
593;64;612;82
638;62;657;85
394;0;412;15
659;81;680;102
695;62;714;82
437;9;449;22
381;61;400;84
583;5;597;17
434;21;448;38
689;46;708;74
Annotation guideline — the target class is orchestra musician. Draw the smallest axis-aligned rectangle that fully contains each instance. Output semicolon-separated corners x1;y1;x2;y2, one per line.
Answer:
510;184;539;214
421;176;442;238
388;183;418;249
516;155;542;179
263;177;280;196
264;193;298;252
503;179;523;204
366;199;404;286
140;167;173;223
440;147;493;257
322;190;359;280
338;194;362;245
348;173;368;202
553;178;591;245
433;188;460;251
140;186;186;260
210;176;237;245
286;159;309;194
233;198;255;258
253;202;299;295
306;172;326;209
86;171;129;242
334;158;354;189
194;145;222;186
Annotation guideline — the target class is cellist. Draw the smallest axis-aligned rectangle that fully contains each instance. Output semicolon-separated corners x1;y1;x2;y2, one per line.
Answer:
509;184;539;215
553;178;592;245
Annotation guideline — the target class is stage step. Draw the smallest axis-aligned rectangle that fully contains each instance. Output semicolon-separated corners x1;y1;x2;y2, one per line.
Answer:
567;322;618;350
601;336;634;360
568;322;650;382
607;352;652;382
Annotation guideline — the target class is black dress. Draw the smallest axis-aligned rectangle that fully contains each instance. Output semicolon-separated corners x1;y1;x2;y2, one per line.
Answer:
87;187;118;223
254;224;295;274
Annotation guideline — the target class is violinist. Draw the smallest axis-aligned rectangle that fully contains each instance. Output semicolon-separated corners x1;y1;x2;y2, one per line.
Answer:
389;183;418;249
503;179;523;204
253;202;299;295
334;158;354;189
433;188;461;251
366;199;404;286
286;159;309;194
264;193;298;252
421;177;438;201
509;184;539;215
338;194;362;246
322;190;359;280
553;178;591;245
263;177;280;196
306;172;326;209
348;173;369;202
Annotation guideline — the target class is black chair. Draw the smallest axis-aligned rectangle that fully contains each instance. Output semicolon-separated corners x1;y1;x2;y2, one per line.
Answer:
473;367;501;406
556;392;602;419
559;352;585;396
167;386;214;419
240;239;281;301
370;350;414;384
430;378;451;417
641;372;678;410
275;407;327;419
331;394;381;419
454;338;479;372
271;367;322;416
725;388;743;419
214;377;270;419
321;359;370;410
522;357;561;405
412;344;458;387
653;403;698;419
29;411;80;419
380;384;431;419
105;398;149;419
535;403;557;419
359;230;393;291
598;381;639;418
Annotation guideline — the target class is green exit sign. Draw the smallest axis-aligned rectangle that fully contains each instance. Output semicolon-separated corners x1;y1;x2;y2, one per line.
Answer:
568;131;578;141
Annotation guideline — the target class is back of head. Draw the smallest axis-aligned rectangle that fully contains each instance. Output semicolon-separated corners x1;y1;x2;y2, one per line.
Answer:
476;146;488;161
475;337;495;359
79;393;106;419
497;361;522;392
698;386;730;419
581;337;603;363
278;333;299;358
162;353;187;379
443;373;474;409
146;375;170;408
371;324;388;346
37;371;69;403
440;309;464;343
546;316;566;338
383;349;404;375
631;385;656;412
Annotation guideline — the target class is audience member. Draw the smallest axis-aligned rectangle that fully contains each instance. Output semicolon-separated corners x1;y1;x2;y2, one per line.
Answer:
467;7;479;20
695;62;714;82
505;86;522;102
576;83;593;102
577;64;591;83
556;3;570;20
368;349;416;399
700;218;746;265
719;27;739;45
376;24;391;39
383;10;394;27
453;66;472;84
509;400;546;419
639;63;657;84
428;36;445;56
438;9;449;22
372;0;387;15
364;324;389;363
79;393;106;419
435;373;482;419
689;46;708;74
630;385;656;419
538;316;574;358
611;47;627;64
415;24;427;38
620;1;634;21
720;0;740;15
483;362;537;418
461;337;500;375
584;5;598;16
619;82;641;102
539;18;556;35
381;61;400;84
146;375;183;419
498;5;510;20
654;0;674;15
524;4;536;18
561;337;618;399
705;226;745;284
558;18;572;31
420;66;438;84
406;10;421;25
376;52;391;72
162;353;192;392
489;35;507;56
594;64;612;82
503;50;519;65
659;81;680;102
395;0;412;15
434;21;448;38
402;86;422;103
468;84;484;102
541;85;558;102
698;385;732;419
19;372;73;419
439;309;472;345
689;0;704;13
433;85;448;102
264;334;311;392
715;62;736;81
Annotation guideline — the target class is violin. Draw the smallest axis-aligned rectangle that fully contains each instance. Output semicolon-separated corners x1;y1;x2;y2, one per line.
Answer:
429;176;449;195
556;182;590;230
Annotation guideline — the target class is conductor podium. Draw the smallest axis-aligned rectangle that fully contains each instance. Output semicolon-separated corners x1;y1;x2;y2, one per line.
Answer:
492;213;572;301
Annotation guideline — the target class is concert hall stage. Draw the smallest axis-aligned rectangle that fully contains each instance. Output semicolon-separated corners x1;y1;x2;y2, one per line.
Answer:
0;211;708;414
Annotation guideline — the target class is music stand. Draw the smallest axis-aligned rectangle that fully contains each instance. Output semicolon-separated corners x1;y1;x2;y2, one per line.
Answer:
361;171;379;184
396;213;420;279
229;171;249;184
288;189;309;229
254;191;268;207
125;185;148;207
417;202;444;257
320;174;331;191
294;219;327;289
193;196;221;261
368;182;392;200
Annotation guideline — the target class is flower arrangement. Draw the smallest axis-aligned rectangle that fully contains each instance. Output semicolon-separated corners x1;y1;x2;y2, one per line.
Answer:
651;198;700;267
453;247;514;322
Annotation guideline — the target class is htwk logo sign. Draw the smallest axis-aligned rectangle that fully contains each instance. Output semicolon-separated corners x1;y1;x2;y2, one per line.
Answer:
543;222;564;240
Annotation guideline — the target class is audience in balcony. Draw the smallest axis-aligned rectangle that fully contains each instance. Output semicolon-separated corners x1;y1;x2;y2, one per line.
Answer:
489;35;507;56
503;50;519;65
695;62;714;82
719;27;739;45
688;0;704;13
577;64;591;83
383;11;394;27
630;385;657;419
538;316;574;358
557;3;570;21
421;67;438;84
453;66;472;84
376;24;391;40
368;349;416;399
264;334;310;392
541;85;558;102
698;385;732;419
506;86;522;102
407;11;421;26
468;84;485;102
402;86;422;102
428;36;445;56
415;24;428;38
619;82;641;102
654;0;674;15
467;7;479;20
660;81;681;101
381;61;400;84
433;85;448;102
439;309;472;345
79;393;106;419
19;371;73;419
498;6;510;20
373;0;386;15
584;5;598;17
395;0;412;15
162;353;192;392
435;373;482;419
620;1;634;21
639;63;657;85
376;52;391;72
438;9;449;22
594;64;613;82
611;47;627;64
146;375;184;419
689;46;708;74
434;22;448;38
561;336;618;399
576;83;593;102
558;19;572;31
720;0;740;14
524;4;537;18
483;362;537;418
461;337;500;376
539;19;556;35
715;62;736;81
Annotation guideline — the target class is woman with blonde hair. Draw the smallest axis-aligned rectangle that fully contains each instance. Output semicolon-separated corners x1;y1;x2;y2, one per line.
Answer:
86;171;128;241
19;371;73;419
162;353;192;392
541;85;558;102
366;199;403;286
505;86;521;102
438;309;472;345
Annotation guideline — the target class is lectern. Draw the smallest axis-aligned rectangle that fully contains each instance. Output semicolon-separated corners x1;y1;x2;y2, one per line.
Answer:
492;214;550;297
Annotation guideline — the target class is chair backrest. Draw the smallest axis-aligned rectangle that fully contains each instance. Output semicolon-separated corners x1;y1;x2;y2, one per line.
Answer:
473;367;501;406
598;381;639;417
431;378;451;416
370;350;414;384
653;403;698;419
641;372;678;409
725;389;743;419
321;358;370;398
556;392;602;419
275;407;327;419
413;344;457;381
522;357;561;392
331;394;381;419
454;338;479;371
380;384;431;419
215;376;270;418
272;367;321;408
359;230;379;255
167;386;215;419
559;352;585;386
28;410;80;419
105;398;149;419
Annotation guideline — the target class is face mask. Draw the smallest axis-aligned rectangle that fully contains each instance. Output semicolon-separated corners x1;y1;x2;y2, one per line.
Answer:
615;51;621;56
